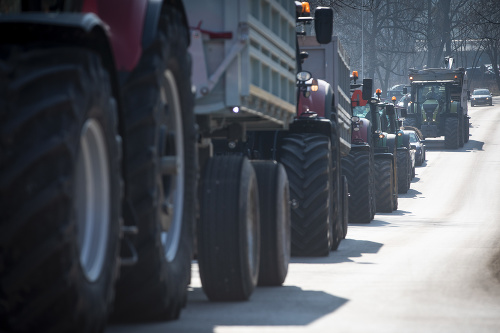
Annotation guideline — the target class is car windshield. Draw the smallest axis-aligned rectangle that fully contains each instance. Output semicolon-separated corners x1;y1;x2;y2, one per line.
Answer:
473;89;490;95
409;132;418;142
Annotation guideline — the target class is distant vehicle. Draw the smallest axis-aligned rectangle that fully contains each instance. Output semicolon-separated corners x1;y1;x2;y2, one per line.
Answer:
397;93;411;108
387;84;406;101
406;129;426;166
471;88;493;106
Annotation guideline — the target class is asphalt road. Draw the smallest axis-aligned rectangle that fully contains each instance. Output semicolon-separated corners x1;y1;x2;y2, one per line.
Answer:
108;97;500;333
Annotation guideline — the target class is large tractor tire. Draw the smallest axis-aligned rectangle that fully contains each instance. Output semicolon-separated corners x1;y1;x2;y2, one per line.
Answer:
464;116;470;143
252;161;291;286
341;175;349;239
198;156;260;301
397;150;410;194
0;47;122;333
279;133;332;257
374;158;394;213
341;150;374;224
444;117;459;149
112;6;196;322
329;124;343;251
458;114;465;147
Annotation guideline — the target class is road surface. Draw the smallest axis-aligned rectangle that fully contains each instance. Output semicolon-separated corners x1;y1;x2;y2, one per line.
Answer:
108;97;500;333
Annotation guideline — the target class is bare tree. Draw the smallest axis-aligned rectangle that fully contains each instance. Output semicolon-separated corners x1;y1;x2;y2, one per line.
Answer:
461;0;500;91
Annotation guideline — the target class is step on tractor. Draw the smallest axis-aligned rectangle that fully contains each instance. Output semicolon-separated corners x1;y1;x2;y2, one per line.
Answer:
349;79;398;216
405;57;470;149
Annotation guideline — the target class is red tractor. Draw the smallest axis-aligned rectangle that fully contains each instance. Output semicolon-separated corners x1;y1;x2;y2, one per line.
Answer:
0;1;195;332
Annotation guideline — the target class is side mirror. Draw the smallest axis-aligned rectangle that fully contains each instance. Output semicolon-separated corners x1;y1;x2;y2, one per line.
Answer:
362;78;373;101
403;87;408;94
410;144;417;149
467;90;471;100
314;7;333;44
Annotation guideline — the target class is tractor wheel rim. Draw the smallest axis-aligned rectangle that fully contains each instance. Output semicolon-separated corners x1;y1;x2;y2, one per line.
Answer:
159;69;184;262
76;118;110;282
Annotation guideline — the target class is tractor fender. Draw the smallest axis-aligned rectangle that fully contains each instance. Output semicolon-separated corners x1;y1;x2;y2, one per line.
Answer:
298;79;332;119
402;132;410;147
386;133;397;154
351;118;371;144
289;118;333;139
0;12;120;106
350;143;371;152
374;152;394;160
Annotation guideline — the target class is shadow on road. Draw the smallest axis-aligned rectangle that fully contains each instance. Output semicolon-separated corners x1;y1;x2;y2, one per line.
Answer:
398;187;422;199
424;138;484;152
108;286;349;333
290;238;384;265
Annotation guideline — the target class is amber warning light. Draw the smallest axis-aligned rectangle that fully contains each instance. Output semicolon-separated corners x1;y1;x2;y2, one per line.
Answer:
301;2;310;14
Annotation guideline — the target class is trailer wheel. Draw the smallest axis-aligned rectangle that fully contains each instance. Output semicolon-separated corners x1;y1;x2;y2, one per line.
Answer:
444;117;459;149
396;150;410;194
198;156;260;300
252;161;290;286
341;150;374;224
341;175;349;239
112;6;196;321
374;158;394;213
0;47;121;333
279;133;332;256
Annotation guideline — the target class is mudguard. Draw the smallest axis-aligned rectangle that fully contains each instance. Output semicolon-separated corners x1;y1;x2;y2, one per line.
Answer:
298;79;333;119
0;0;189;74
0;12;120;94
351;118;371;144
374;152;394;160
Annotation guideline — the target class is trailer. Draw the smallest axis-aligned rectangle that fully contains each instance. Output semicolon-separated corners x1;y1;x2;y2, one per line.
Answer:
185;0;343;303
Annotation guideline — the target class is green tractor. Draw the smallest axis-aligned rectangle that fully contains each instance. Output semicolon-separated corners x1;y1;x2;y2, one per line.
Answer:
349;87;398;214
405;63;469;149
